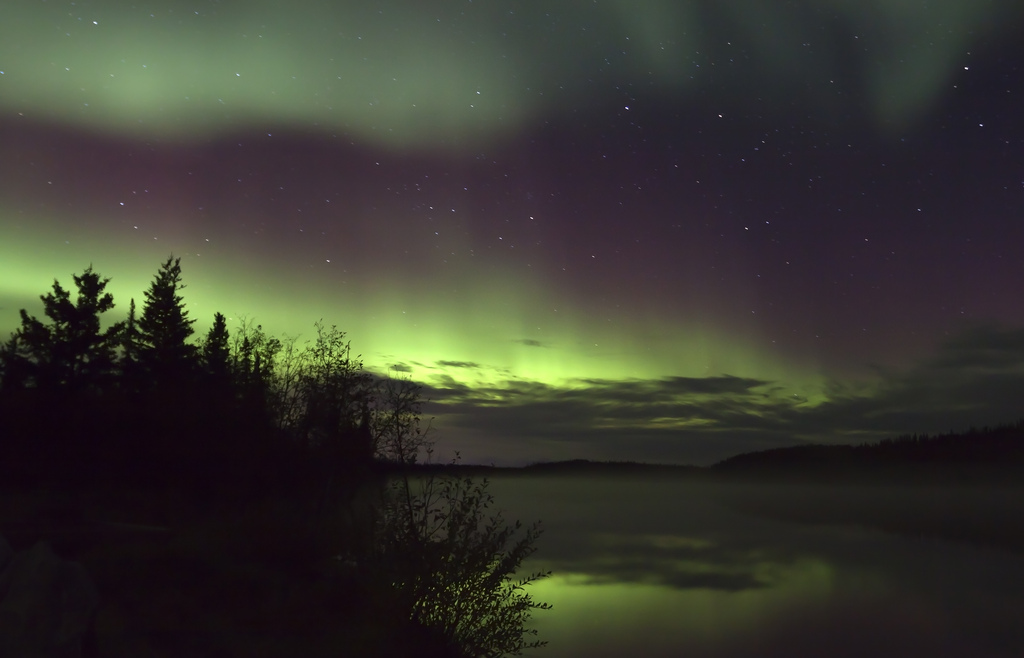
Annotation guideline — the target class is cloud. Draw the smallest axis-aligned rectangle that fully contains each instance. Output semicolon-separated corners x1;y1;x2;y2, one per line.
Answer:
513;338;547;348
921;326;1024;372
435;360;482;369
798;325;1024;435
425;374;802;464
425;325;1024;465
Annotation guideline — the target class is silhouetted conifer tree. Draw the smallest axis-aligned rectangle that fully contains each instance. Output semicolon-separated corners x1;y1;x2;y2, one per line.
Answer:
138;255;196;383
198;312;234;433
0;267;124;487
12;266;121;390
116;297;145;392
202;312;231;382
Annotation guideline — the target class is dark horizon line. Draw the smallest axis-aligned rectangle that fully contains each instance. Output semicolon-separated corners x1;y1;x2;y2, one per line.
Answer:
427;419;1024;474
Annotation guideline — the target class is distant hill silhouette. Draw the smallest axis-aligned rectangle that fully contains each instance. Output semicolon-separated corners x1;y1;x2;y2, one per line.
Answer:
520;459;702;477
407;424;1024;483
392;459;702;479
711;420;1024;482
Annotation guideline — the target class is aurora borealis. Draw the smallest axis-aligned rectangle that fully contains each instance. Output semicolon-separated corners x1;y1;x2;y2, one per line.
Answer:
2;1;1023;464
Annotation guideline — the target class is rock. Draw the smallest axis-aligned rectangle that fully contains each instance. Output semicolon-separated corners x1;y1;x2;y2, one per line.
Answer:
0;535;99;658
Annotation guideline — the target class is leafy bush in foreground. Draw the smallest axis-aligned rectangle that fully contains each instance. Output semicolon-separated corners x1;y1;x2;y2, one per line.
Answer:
369;377;551;656
375;464;552;657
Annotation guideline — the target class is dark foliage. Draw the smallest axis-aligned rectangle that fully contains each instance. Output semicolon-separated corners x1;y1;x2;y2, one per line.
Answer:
0;261;369;501
137;255;196;385
201;311;231;384
6;265;122;392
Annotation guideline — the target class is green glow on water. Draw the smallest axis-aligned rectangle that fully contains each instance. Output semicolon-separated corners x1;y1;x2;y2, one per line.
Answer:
525;560;840;656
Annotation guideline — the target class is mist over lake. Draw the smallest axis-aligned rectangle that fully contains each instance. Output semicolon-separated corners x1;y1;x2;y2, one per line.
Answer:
485;475;1024;658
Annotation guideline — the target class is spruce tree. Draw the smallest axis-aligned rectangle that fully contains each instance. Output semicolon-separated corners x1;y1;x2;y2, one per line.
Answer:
138;256;196;382
122;298;141;362
202;312;231;382
118;298;145;390
13;266;121;390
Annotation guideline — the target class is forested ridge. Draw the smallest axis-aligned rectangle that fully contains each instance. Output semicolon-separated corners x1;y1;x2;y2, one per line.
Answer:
0;256;404;500
712;421;1024;479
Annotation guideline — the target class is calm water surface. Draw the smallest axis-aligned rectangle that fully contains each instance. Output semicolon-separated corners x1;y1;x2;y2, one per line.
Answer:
484;475;1024;658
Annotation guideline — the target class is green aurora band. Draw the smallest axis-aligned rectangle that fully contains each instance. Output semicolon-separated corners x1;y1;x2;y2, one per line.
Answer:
0;220;826;398
0;0;1014;148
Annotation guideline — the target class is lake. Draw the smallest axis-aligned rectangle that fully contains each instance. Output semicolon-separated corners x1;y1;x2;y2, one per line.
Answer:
483;475;1024;658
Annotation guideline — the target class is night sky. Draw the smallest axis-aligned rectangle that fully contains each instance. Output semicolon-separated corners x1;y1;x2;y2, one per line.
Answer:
2;1;1023;465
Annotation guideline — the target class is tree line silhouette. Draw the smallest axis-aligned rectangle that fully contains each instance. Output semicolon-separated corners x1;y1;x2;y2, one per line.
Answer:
712;421;1024;480
0;257;426;503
